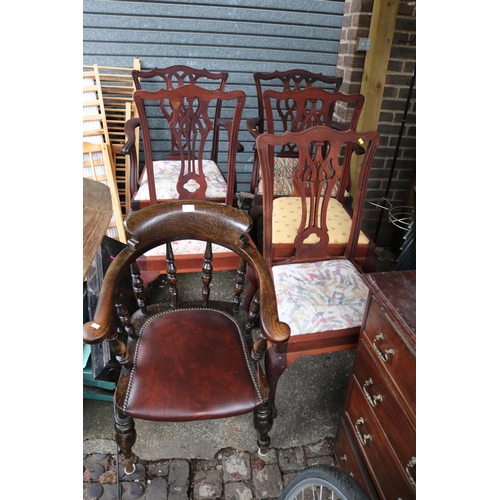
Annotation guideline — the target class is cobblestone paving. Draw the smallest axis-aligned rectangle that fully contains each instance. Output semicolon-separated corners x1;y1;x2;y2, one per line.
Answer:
83;437;337;499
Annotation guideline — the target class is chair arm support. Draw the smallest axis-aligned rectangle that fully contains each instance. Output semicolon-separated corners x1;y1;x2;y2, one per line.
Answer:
331;121;349;132
246;246;290;344
121;117;141;198
83;249;133;344
246;117;262;140
121;118;140;155
353;142;365;155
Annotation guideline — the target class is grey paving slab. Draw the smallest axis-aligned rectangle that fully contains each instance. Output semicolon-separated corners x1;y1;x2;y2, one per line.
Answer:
222;450;252;482
145;477;168;500
252;463;283;499
192;469;223;499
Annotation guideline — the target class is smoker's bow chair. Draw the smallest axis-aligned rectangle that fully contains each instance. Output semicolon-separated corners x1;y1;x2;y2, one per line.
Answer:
122;74;245;211
256;126;380;416
82;200;290;473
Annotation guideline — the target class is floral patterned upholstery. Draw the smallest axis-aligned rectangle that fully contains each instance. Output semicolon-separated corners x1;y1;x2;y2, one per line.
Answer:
272;260;369;336
272;197;370;245
134;159;228;201
256;157;298;196
144;239;232;257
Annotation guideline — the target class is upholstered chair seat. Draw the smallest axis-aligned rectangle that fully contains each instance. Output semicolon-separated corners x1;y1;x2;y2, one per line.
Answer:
272;260;369;337
134;159;228;203
271;197;370;246
117;307;263;421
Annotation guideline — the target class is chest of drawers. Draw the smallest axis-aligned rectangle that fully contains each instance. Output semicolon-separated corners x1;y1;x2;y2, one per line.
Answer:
334;270;416;499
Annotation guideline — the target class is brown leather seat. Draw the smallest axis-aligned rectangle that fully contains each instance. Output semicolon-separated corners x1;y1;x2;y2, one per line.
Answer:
121;308;263;421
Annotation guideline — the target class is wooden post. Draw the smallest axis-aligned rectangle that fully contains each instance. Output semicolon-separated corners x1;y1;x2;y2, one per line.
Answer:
351;0;399;199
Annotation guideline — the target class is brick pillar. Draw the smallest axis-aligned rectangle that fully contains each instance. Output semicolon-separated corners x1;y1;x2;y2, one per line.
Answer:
336;0;416;249
336;0;373;95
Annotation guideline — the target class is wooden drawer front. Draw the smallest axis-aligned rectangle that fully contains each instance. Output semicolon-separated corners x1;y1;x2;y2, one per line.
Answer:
334;417;378;499
345;377;416;499
363;298;416;419
353;340;416;474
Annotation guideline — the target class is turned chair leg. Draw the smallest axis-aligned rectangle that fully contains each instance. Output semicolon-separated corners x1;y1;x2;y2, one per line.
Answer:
254;400;273;457
265;345;289;418
114;406;137;475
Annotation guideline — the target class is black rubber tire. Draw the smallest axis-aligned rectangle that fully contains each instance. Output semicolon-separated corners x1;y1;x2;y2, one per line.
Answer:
279;465;370;500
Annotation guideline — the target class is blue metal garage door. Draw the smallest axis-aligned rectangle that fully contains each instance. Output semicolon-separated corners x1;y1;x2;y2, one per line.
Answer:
83;0;345;193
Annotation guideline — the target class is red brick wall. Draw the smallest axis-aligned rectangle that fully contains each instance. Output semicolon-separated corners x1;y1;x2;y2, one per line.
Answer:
337;0;416;248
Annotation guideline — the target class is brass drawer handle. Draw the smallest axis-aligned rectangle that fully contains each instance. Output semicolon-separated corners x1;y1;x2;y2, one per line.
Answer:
362;378;383;407
354;417;373;446
373;333;395;363
406;456;416;489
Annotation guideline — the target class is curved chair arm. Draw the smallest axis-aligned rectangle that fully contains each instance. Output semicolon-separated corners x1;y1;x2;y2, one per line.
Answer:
83;200;291;346
121;118;140;155
83;254;132;344
246;244;291;345
352;141;366;156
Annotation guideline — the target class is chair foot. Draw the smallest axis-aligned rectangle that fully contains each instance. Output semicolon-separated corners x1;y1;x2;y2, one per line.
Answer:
123;463;136;475
114;406;137;475
258;448;268;458
254;401;273;455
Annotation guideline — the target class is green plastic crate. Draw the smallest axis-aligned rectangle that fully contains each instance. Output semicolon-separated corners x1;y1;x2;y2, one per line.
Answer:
83;344;115;401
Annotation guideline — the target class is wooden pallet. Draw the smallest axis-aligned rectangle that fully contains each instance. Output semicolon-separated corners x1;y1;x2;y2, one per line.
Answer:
83;59;141;217
83;141;126;243
83;67;126;243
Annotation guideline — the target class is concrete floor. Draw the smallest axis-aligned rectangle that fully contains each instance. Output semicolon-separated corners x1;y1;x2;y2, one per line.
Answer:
83;247;396;461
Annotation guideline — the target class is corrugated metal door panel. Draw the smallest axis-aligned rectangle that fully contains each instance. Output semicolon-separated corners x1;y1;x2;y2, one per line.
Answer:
83;0;345;192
